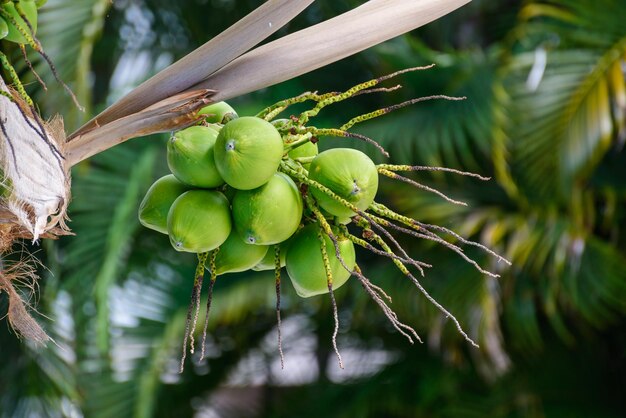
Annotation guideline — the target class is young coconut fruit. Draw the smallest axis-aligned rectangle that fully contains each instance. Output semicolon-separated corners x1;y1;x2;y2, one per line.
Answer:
252;244;287;271
232;172;303;245
308;148;378;222
285;223;356;298
138;174;191;234
288;141;318;170
214;116;283;190
2;0;38;44
167;190;231;253
213;231;269;275
198;101;238;124
205;123;222;133
167;126;224;188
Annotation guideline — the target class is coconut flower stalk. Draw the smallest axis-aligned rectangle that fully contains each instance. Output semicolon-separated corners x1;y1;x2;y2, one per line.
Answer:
0;0;471;342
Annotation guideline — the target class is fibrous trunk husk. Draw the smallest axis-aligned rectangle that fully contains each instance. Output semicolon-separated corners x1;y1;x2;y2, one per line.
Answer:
0;75;71;343
0;255;50;345
0;76;70;242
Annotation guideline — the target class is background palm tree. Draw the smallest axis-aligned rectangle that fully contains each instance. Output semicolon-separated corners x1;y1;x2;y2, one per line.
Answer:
1;0;625;417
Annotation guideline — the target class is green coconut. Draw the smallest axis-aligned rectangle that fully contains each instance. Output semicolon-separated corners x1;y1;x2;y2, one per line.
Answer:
308;148;378;221
213;231;269;275
198;101;238;124
206;123;222;133
138;174;190;234
2;0;37;44
252;244;287;271
288;141;318;170
232;172;303;245
167;190;231;253
220;184;237;203
167;126;224;188
285;223;355;298
214;116;283;190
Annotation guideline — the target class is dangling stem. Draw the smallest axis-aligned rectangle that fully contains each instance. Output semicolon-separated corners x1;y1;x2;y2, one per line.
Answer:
353;265;393;304
369;202;505;276
377;164;491;181
343;223;430;272
353;264;420;343
274;245;285;369
305;195;420;344
340;94;465;131
189;252;209;353
378;168;467;206
179;251;208;373
36;48;84;111
299;127;389;157
297;65;434;126
399;257;478;347
19;44;46;91
317;228;343;369
353;84;402;96
357;218;478;346
353;216;426;276
355;215;477;345
416;221;511;266
200;249;219;361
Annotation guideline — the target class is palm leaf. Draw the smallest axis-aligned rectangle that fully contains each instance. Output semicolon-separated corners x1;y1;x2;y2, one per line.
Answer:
495;0;626;201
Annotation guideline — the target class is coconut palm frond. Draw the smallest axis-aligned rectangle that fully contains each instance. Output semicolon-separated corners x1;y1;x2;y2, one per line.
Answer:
495;0;626;202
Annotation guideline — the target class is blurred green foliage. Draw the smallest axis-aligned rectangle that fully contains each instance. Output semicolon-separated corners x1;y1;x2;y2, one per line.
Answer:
1;0;626;417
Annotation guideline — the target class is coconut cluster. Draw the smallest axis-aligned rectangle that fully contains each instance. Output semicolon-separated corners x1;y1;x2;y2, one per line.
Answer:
138;72;509;372
139;101;379;298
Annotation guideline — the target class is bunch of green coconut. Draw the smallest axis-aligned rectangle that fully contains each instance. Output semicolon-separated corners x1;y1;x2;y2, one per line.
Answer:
139;101;368;298
138;70;507;370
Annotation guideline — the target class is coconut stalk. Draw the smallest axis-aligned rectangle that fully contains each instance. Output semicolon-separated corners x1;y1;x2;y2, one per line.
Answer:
0;0;471;341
